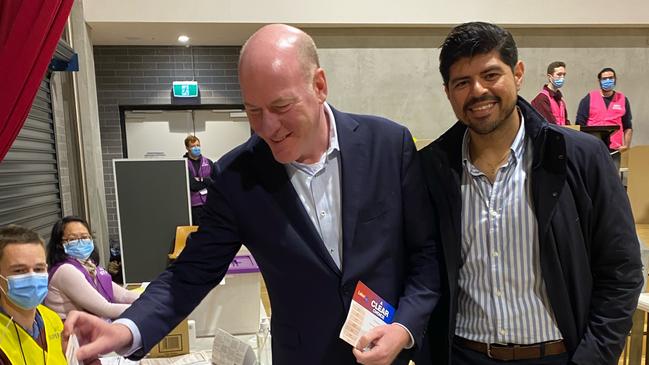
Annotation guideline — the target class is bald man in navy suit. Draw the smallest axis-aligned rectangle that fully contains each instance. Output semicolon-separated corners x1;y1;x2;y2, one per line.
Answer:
65;24;441;365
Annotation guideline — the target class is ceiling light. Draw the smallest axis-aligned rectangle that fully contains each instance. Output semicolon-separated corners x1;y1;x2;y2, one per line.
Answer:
178;35;190;43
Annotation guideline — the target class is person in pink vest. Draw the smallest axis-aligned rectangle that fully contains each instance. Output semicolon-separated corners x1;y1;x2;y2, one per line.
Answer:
183;135;213;226
531;61;570;125
576;67;633;153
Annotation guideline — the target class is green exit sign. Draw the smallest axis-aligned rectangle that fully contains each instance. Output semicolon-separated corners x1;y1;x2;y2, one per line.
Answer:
172;81;199;98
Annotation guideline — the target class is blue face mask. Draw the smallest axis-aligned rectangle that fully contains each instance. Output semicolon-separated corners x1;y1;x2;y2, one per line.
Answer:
551;77;565;88
64;239;95;260
190;146;201;157
600;78;615;91
0;273;49;310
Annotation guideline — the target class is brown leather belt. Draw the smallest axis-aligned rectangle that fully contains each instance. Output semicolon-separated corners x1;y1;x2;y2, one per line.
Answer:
454;336;567;361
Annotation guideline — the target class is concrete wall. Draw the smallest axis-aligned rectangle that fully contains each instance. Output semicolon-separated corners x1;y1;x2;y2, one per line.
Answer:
93;46;241;243
314;27;649;143
83;0;649;25
69;0;110;264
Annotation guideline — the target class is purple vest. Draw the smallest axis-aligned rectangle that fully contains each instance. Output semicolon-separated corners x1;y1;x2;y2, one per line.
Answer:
187;155;213;206
49;258;115;303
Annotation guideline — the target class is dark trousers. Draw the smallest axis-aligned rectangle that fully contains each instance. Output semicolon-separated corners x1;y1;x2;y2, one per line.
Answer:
191;205;205;226
451;341;570;365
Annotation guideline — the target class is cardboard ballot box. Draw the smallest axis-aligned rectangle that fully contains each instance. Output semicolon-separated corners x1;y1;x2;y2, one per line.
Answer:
188;252;261;336
148;320;190;358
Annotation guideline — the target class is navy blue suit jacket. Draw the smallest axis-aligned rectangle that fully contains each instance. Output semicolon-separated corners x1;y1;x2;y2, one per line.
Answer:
120;106;441;365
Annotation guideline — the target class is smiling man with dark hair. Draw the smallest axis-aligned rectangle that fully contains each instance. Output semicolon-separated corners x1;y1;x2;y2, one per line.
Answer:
417;22;642;365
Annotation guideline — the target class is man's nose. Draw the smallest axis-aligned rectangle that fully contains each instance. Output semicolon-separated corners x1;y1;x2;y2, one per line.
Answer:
469;79;489;96
259;112;281;135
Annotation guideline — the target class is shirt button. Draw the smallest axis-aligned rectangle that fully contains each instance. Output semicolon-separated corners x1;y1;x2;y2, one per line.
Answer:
492;251;499;257
496;289;502;296
320;211;326;217
500;328;507;335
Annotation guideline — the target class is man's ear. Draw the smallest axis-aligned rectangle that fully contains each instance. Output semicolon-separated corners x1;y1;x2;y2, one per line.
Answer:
514;61;525;91
313;68;328;103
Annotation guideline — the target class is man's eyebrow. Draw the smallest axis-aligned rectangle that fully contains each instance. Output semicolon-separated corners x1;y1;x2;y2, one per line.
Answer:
270;97;296;106
449;75;469;85
480;65;504;74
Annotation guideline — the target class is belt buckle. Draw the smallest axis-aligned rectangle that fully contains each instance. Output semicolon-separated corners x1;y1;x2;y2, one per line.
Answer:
486;343;494;359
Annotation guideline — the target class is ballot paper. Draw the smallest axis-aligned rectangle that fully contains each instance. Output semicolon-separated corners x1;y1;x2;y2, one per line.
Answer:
65;334;84;365
339;281;395;348
141;351;212;365
99;357;139;365
211;328;257;365
100;351;212;365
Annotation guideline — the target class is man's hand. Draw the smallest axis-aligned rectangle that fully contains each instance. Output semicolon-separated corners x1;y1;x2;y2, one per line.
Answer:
63;310;134;362
352;323;410;365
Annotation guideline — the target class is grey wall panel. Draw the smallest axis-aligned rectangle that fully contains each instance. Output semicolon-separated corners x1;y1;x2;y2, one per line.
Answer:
113;159;191;283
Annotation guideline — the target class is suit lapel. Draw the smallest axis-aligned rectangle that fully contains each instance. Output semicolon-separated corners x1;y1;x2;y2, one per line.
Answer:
422;123;465;285
252;138;342;277
333;109;366;276
529;122;566;238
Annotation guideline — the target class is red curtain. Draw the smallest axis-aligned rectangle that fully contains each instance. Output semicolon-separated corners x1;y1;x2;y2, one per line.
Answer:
0;0;74;162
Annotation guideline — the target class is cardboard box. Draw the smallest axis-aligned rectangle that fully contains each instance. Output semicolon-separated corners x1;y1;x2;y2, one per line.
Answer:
147;320;190;358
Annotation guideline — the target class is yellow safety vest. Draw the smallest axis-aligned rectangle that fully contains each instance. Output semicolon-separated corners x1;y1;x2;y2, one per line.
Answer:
0;305;66;365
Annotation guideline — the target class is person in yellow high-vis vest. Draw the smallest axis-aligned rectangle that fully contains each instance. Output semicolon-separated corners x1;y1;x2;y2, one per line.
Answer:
0;225;66;365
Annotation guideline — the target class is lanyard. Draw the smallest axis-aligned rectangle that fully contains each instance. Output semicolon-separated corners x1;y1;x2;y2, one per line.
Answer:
13;320;46;365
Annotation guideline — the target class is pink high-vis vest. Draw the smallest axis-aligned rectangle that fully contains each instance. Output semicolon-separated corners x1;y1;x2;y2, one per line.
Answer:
587;90;626;149
539;88;567;125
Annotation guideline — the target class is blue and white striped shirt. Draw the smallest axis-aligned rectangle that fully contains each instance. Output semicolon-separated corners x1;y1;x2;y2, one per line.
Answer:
455;114;563;344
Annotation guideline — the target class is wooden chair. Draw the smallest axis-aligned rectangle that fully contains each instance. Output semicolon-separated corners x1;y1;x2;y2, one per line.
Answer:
414;138;433;151
562;124;580;131
627;146;649;224
168;225;198;260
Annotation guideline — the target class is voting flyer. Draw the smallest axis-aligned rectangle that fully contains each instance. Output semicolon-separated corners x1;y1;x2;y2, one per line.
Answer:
339;281;395;348
65;334;84;365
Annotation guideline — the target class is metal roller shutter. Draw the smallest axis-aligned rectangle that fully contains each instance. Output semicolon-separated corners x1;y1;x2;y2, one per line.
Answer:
0;73;62;239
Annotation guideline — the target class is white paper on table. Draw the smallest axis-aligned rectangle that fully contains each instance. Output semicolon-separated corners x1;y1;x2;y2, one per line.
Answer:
211;328;256;365
65;334;84;365
139;351;212;365
99;356;139;365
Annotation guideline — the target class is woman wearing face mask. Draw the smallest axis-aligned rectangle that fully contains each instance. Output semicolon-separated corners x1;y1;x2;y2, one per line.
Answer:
44;216;139;320
0;225;67;364
183;135;213;226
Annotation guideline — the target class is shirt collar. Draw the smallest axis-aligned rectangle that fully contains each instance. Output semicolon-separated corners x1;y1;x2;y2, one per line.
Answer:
289;102;339;173
461;108;527;172
323;102;339;154
544;84;563;100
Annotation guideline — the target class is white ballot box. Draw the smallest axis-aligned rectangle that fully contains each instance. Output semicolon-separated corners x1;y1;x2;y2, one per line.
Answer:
188;251;261;336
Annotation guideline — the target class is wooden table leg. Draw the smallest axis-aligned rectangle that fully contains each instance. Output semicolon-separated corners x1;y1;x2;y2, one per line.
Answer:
629;309;646;365
644;311;649;365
